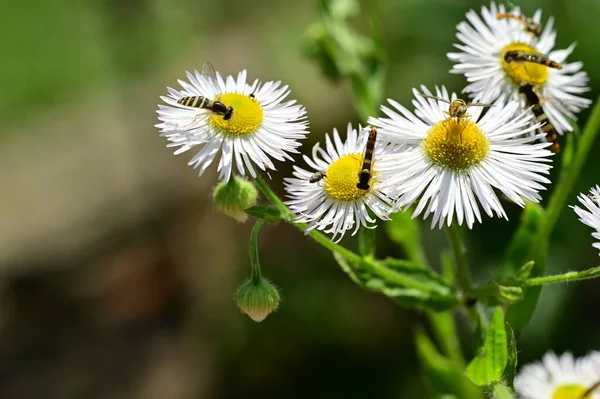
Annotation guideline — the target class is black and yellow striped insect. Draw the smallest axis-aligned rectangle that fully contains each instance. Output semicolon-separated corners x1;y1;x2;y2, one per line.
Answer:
518;83;560;153
177;62;234;120
419;94;494;133
356;127;377;191
504;51;563;70
496;12;542;37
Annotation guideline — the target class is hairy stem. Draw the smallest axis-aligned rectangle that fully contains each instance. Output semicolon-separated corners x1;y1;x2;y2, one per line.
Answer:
524;265;600;286
249;219;265;284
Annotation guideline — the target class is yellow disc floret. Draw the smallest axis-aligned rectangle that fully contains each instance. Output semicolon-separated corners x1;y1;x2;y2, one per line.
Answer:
422;118;489;171
324;153;374;201
552;384;593;399
210;93;263;136
501;43;549;86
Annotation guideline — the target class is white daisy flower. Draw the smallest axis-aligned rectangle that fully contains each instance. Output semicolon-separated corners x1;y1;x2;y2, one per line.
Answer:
368;85;553;229
284;123;397;242
514;351;600;399
156;65;309;181
571;186;600;255
448;2;591;137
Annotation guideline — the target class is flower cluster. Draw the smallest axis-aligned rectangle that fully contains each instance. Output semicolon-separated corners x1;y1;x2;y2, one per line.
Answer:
155;2;591;242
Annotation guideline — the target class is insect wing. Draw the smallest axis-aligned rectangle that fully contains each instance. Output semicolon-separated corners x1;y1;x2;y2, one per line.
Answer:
419;93;452;105
201;61;221;97
201;62;218;82
466;101;494;108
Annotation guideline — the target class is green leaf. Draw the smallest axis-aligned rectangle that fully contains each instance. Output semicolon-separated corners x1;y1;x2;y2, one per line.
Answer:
503;202;545;276
466;307;508;387
507;241;547;331
358;227;376;257
516;261;535;281
492;382;515;399
496;284;524;304
244;205;283;222
333;255;457;311
332;252;362;286
504;323;518;389
473;307;487;352
414;330;482;398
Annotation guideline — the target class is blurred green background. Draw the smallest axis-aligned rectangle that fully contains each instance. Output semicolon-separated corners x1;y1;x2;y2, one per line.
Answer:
1;0;600;397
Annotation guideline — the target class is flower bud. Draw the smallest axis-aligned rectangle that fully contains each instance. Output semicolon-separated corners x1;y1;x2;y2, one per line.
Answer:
236;277;280;322
212;176;258;222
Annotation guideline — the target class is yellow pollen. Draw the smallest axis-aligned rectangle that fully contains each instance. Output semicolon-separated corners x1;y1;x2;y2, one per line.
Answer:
552;384;593;399
324;153;374;201
422;118;489;171
501;42;549;86
210;93;263;136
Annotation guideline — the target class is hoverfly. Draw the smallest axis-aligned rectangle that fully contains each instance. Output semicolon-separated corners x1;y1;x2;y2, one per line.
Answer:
496;12;543;38
177;62;234;120
518;83;560;153
419;94;494;131
356;127;377;191
309;171;327;184
504;51;563;70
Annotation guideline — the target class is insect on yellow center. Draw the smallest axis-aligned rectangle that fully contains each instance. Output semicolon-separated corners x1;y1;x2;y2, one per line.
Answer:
324;153;374;201
552;384;593;399
210;93;263;136
422;118;489;171
501;43;549;86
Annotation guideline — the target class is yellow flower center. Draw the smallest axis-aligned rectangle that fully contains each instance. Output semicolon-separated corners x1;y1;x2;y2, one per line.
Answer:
422;118;489;171
552;384;593;399
324;153;374;201
500;43;549;86
210;93;263;136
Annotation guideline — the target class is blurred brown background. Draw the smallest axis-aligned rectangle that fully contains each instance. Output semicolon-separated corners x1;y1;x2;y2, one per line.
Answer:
1;0;600;397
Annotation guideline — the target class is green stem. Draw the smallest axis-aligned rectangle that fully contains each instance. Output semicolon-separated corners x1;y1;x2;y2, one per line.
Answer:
535;94;600;247
524;265;600;286
254;174;292;220
445;223;473;295
254;174;449;293
301;224;363;265
249;219;265;284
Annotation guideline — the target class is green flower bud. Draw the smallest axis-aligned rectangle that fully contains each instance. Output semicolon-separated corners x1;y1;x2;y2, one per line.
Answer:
212;176;258;222
236;277;280;322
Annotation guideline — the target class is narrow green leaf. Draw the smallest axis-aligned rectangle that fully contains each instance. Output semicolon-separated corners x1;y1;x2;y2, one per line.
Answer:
333;256;457;311
504;323;518;389
492;382;515;399
244;205;283;222
473;306;487;352
358;227;376;257
516;261;535;281
332;252;362;286
466;307;508;387
414;330;481;398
